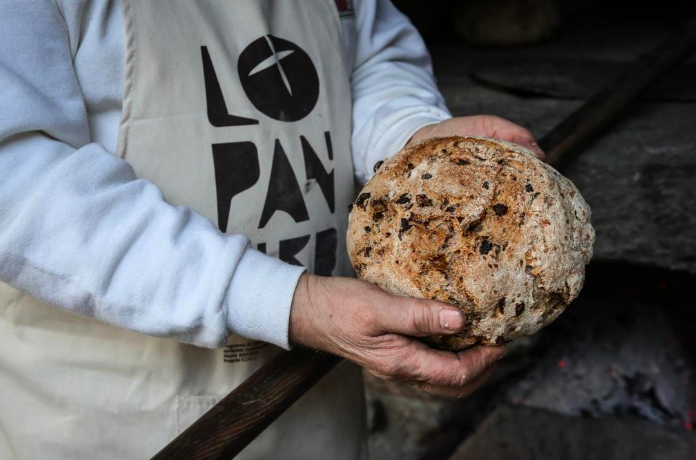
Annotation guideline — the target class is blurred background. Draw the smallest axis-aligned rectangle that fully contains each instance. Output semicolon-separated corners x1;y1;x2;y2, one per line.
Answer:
364;1;696;458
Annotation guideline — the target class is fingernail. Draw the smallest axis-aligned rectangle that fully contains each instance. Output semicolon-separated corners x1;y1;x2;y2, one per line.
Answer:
439;309;463;331
496;346;508;360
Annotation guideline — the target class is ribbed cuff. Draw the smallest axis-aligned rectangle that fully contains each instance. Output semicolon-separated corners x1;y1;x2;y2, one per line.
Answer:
390;112;451;152
224;248;306;350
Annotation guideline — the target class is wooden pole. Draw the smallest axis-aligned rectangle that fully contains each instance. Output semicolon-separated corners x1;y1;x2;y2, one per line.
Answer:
151;348;340;460
150;16;696;460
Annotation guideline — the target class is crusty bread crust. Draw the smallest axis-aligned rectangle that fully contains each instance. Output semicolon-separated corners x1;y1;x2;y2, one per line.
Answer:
347;136;595;350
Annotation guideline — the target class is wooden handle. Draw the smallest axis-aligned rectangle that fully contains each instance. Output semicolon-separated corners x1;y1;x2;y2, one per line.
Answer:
150;16;696;460
150;348;341;460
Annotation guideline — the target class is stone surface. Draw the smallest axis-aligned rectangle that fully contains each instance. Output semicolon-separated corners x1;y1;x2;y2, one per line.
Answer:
469;60;696;102
450;405;696;460
433;58;696;274
365;371;512;460
365;385;443;460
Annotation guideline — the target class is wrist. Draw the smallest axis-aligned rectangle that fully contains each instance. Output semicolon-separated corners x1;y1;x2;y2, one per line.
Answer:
224;248;305;350
288;273;315;348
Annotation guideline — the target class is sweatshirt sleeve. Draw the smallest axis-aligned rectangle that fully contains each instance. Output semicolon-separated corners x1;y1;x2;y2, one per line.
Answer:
349;0;452;183
0;0;304;350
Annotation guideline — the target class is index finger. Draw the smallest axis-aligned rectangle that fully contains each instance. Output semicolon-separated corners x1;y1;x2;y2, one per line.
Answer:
502;129;546;161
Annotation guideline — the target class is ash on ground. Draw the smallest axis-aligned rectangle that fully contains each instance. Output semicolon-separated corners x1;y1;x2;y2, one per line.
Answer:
503;276;694;430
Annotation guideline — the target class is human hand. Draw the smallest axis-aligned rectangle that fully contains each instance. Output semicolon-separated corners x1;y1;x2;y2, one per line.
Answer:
289;274;507;398
410;115;545;160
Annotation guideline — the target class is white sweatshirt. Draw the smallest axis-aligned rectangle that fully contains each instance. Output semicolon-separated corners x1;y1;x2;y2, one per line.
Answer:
0;0;451;349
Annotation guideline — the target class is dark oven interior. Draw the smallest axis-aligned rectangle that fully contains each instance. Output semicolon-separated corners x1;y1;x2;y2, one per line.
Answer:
365;1;696;458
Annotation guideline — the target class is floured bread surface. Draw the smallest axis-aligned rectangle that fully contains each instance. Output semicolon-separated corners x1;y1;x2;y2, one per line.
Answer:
347;136;595;350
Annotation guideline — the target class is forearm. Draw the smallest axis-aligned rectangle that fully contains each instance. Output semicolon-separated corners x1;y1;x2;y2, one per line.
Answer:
0;0;304;349
0;135;307;349
0;135;236;346
350;0;452;183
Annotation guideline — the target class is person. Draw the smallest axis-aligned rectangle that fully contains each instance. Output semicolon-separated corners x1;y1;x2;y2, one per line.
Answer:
0;0;543;458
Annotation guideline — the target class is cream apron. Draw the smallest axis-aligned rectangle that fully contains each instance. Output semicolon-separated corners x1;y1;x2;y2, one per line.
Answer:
0;0;366;458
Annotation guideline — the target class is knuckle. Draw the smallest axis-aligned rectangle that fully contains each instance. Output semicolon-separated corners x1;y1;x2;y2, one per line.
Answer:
473;352;489;371
413;358;459;386
482;346;502;366
395;349;425;382
408;303;435;334
463;350;491;376
424;368;450;385
359;307;380;335
379;359;405;380
407;361;430;383
442;368;468;387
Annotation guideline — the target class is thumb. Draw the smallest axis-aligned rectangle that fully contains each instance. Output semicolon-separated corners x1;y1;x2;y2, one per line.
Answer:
375;297;465;337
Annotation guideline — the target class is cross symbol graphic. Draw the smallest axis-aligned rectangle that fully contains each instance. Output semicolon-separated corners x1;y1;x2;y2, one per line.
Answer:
248;35;296;95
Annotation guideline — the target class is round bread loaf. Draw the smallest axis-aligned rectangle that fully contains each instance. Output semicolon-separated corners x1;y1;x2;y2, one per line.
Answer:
347;136;594;350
